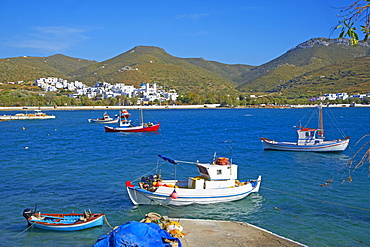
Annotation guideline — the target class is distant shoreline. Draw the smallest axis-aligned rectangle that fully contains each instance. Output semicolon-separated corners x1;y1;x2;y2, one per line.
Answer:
0;103;369;111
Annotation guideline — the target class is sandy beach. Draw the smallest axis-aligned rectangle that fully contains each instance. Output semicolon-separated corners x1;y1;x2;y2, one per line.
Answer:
0;103;369;111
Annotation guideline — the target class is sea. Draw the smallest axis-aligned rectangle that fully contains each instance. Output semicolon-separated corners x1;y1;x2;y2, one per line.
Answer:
1;107;369;247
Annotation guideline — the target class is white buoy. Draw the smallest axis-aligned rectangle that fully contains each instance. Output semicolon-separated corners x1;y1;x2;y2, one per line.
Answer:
24;147;29;149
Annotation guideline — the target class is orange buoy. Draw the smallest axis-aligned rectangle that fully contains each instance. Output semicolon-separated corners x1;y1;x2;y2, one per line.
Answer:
170;190;178;199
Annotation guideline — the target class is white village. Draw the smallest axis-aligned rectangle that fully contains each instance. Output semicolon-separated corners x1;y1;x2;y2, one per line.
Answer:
34;77;178;104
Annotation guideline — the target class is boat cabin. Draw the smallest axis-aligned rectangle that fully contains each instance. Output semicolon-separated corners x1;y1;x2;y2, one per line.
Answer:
297;127;323;145
187;158;238;189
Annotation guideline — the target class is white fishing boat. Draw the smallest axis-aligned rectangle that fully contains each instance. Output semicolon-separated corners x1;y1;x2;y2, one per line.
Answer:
0;109;55;120
105;109;160;132
126;155;261;206
260;104;350;152
88;111;118;124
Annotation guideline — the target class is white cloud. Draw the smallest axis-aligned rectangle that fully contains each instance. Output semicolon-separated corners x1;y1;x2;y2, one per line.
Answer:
176;13;209;22
8;26;89;54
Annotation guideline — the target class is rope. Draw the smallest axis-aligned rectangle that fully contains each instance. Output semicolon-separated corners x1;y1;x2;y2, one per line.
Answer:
262;186;370;212
134;189;146;219
13;223;34;238
104;216;114;229
131;161;167;183
326;108;348;139
262;197;306;220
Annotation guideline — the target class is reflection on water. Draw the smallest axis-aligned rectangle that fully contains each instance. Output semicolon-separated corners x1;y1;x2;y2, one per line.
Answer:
1;108;369;246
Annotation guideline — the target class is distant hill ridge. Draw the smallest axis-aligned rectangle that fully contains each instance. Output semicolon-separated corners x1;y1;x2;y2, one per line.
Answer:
1;37;369;95
288;37;370;52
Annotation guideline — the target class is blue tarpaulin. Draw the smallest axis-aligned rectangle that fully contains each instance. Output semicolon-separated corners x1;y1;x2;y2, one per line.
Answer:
93;221;181;247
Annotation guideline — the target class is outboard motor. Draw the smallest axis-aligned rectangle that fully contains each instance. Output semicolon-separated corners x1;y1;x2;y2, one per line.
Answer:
23;208;35;226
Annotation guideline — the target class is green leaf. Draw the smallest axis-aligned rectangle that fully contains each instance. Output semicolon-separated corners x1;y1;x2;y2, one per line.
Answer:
354;32;359;40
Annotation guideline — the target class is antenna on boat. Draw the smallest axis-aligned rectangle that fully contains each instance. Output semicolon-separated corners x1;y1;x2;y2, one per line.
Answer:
213;152;217;162
222;140;233;163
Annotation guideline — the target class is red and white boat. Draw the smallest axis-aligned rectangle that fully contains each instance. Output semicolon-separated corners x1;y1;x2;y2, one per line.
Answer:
120;109;131;118
104;109;160;133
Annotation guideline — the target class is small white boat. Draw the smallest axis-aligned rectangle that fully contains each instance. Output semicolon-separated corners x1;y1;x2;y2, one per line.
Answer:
0;109;55;121
260;104;350;152
88;112;118;123
126;155;261;206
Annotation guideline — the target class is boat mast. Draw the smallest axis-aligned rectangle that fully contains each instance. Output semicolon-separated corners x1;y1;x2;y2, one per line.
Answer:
319;103;324;139
119;110;124;127
140;108;144;126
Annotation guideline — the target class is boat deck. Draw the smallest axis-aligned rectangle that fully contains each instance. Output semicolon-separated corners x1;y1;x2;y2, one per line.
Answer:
176;219;306;247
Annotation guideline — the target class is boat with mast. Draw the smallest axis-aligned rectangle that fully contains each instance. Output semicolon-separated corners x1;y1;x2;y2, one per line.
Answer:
104;109;160;132
260;104;350;152
126;154;261;206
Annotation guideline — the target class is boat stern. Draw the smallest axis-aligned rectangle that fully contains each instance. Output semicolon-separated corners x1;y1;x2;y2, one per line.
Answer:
22;208;36;226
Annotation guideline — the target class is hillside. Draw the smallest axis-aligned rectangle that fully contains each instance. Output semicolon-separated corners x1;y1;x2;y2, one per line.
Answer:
273;55;370;94
234;38;370;93
0;55;96;84
71;46;239;95
1;38;370;96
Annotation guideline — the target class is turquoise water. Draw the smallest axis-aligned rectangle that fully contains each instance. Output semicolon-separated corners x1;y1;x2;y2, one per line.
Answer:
1;107;369;246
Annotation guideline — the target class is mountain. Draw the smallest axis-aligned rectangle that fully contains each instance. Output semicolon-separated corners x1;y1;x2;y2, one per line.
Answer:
70;46;239;95
233;38;370;93
1;38;369;96
273;55;370;95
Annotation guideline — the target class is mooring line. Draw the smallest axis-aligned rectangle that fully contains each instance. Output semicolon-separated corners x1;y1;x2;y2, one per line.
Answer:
104;216;114;229
262;186;370;212
263;197;306;220
13;223;34;238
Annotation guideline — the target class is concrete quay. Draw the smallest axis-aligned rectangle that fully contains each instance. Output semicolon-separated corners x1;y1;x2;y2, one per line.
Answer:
177;219;306;247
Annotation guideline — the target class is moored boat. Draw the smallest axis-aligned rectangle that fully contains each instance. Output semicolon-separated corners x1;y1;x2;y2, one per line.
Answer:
126;154;261;206
88;111;118;123
22;208;105;231
260;104;350;152
104;108;160;132
0;109;55;120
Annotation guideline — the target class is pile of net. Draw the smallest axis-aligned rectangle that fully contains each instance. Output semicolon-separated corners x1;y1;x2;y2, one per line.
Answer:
93;212;185;247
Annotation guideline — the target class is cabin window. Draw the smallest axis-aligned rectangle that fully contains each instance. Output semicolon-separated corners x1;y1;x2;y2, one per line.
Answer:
217;169;222;175
305;132;313;137
197;165;209;175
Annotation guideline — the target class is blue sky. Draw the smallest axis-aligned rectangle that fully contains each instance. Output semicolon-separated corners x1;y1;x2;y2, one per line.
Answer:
0;0;355;66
